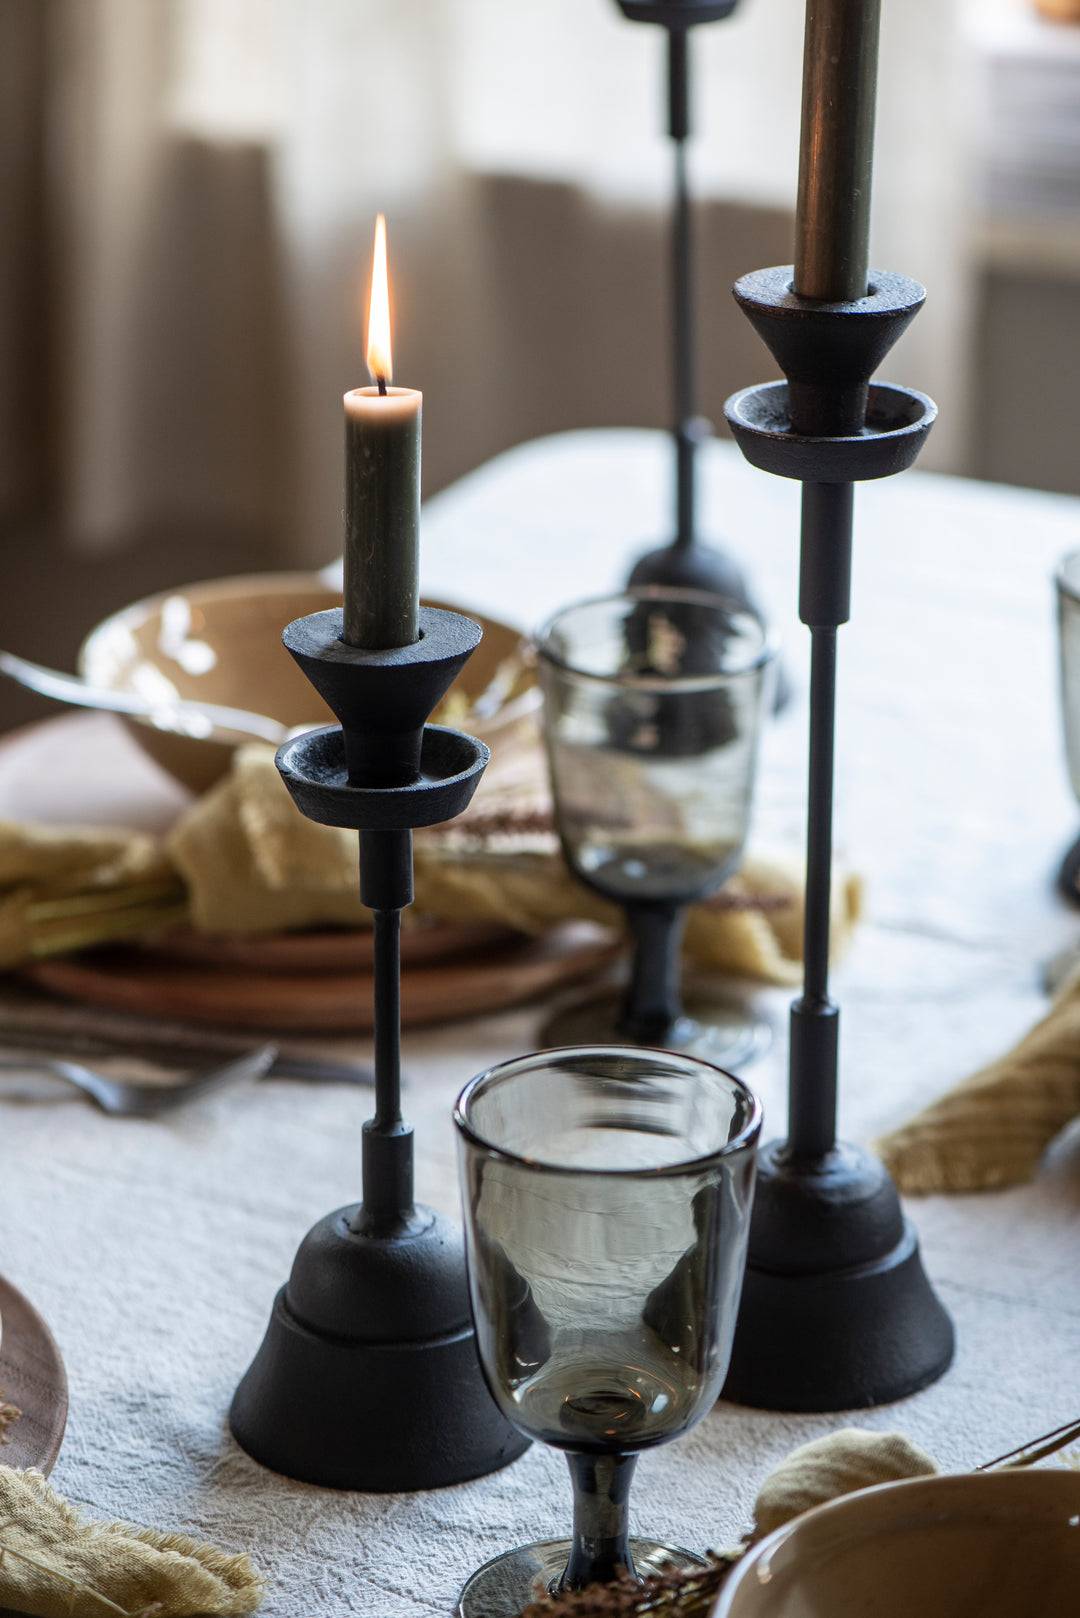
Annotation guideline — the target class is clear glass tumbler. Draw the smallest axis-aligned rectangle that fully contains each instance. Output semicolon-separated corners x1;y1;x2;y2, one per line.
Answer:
536;587;777;1064
454;1045;761;1617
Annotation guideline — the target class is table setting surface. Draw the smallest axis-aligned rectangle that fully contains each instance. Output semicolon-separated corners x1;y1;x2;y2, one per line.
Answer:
2;428;1080;1616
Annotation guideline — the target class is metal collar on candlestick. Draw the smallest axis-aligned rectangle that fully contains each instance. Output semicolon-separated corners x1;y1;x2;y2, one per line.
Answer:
719;267;955;1411
229;605;529;1489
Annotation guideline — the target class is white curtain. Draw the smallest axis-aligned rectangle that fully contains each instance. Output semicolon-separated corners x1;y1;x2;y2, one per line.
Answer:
453;0;973;471
29;0;972;560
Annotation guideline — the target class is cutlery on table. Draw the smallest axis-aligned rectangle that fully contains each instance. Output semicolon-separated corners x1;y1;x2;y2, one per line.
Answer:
263;1052;375;1085
0;1044;278;1117
0;649;289;746
0;1025;376;1092
0;647;540;746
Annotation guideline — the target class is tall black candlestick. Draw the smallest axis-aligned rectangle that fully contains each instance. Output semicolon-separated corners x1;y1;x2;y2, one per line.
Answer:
617;0;763;620
230;608;528;1489
719;0;954;1409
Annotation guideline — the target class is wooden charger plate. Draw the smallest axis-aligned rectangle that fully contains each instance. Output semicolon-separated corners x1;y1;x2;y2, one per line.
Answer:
0;1272;68;1474
22;922;620;1032
134;920;521;973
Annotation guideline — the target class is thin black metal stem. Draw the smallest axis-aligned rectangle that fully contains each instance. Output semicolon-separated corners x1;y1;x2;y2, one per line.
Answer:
669;28;696;551
673;139;695;550
357;827;415;1232
787;480;852;1158
802;626;837;1006
372;906;403;1130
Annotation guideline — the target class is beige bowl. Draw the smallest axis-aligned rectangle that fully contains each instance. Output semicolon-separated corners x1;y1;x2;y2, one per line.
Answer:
712;1470;1080;1617
1034;0;1080;22
79;572;530;795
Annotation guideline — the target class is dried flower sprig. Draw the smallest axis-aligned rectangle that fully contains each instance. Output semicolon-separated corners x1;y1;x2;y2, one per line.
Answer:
0;1395;19;1442
517;1551;742;1618
977;1415;1080;1472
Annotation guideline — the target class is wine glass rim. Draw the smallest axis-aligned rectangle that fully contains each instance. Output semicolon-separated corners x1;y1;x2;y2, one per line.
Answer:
533;587;779;690
453;1044;763;1177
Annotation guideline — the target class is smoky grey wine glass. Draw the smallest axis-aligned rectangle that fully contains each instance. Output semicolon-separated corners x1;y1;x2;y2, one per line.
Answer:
536;587;776;1064
454;1045;761;1617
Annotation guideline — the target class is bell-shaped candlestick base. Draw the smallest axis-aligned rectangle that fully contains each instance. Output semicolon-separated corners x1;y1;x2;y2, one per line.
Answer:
230;1202;528;1489
722;1141;954;1410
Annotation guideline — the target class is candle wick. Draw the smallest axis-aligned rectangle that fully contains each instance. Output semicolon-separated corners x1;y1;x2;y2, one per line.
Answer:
377;375;388;397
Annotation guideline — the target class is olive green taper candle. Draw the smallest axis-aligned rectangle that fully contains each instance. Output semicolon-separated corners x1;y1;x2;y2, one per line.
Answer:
342;215;422;651
793;0;882;302
343;386;421;650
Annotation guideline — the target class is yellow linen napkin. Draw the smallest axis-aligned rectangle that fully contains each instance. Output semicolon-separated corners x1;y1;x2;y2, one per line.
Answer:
0;823;183;970
165;753;369;937
0;1467;263;1617
874;966;1080;1193
166;732;862;987
0;714;863;985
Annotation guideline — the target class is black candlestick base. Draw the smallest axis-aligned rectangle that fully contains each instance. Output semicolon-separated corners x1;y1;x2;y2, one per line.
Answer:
230;1203;528;1489
722;1140;954;1410
1058;830;1080;904
626;535;754;603
625;534;792;709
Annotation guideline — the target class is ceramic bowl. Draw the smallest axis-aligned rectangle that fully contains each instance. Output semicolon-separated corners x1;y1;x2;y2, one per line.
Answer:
711;1469;1080;1617
79;572;532;795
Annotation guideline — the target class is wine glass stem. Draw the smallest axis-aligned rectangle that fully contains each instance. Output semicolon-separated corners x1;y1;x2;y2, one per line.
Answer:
619;901;687;1045
562;1451;639;1590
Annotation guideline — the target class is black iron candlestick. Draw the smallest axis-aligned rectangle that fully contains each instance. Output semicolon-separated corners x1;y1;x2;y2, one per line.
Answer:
229;606;529;1487
716;0;955;1411
616;2;754;606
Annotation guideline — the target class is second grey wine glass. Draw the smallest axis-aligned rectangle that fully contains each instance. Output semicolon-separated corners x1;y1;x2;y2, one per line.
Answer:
536;587;776;1062
454;1045;761;1616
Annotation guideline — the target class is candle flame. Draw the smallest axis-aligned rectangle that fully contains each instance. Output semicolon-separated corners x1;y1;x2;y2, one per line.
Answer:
366;214;392;386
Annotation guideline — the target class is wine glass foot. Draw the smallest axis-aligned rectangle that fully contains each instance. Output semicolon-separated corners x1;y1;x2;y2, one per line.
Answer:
457;1536;708;1618
1043;941;1080;996
1058;830;1080;905
539;986;771;1070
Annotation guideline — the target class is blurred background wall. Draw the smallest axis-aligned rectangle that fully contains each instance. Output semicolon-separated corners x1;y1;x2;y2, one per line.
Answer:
0;0;1075;727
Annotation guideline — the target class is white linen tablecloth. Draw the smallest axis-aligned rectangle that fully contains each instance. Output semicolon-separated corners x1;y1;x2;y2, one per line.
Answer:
2;430;1080;1616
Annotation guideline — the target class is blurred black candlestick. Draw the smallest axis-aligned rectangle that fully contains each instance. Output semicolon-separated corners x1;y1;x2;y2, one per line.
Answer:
616;1;757;610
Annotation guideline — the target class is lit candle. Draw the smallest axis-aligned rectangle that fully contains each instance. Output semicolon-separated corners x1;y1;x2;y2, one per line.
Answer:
793;0;881;302
342;214;422;650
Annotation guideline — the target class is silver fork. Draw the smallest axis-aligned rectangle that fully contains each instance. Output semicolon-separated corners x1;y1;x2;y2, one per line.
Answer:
0;1043;277;1117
